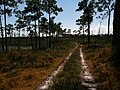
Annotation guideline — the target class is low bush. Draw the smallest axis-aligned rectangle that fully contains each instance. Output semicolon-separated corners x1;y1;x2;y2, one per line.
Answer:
82;42;120;90
0;41;76;90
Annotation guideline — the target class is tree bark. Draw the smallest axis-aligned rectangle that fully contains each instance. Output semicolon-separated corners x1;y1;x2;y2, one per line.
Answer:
108;9;111;40
112;0;120;66
87;12;90;47
38;18;41;50
35;20;37;49
31;36;33;49
48;6;51;48
19;28;20;45
0;16;4;51
82;25;85;43
4;0;7;51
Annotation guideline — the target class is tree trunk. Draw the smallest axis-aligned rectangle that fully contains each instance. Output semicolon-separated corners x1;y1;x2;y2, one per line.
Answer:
4;1;7;51
31;36;33;49
38;18;41;50
98;21;102;36
19;28;20;45
87;13;90;47
108;9;111;40
35;20;37;49
0;17;4;51
112;0;120;66
48;9;51;48
83;25;85;43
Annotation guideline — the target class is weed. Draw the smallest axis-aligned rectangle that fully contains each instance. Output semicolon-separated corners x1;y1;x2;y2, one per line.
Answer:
51;47;86;90
82;39;120;90
0;41;76;90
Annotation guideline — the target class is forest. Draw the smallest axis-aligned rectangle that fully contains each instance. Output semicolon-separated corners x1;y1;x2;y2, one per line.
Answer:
0;0;120;90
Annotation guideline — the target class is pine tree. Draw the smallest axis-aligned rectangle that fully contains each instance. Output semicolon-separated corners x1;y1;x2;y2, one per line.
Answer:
76;0;95;46
43;0;63;48
96;0;115;40
1;0;23;51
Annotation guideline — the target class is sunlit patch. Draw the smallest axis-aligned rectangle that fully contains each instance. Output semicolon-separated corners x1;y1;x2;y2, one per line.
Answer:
80;48;98;90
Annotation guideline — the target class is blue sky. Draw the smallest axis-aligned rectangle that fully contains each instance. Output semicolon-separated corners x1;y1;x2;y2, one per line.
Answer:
54;0;113;34
54;0;81;31
6;0;81;31
5;0;113;35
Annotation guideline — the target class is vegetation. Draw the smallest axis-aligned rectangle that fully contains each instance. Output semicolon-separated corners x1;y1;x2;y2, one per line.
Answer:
0;0;120;89
0;41;76;90
112;0;120;67
76;0;120;69
82;36;120;90
76;0;96;46
0;0;63;51
51;46;86;90
96;0;114;40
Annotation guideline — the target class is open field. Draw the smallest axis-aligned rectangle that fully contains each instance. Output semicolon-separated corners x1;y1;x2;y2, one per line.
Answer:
0;39;76;90
0;36;120;90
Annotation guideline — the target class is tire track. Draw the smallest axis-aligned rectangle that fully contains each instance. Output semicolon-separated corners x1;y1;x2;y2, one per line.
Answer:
36;44;78;90
80;46;98;90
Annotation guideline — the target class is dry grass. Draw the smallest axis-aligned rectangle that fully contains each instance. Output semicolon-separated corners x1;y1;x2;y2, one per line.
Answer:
51;47;85;90
82;45;120;90
0;41;75;90
0;57;64;90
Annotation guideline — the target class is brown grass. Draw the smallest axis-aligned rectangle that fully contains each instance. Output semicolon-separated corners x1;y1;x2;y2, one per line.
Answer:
0;58;65;90
0;42;75;90
82;45;120;90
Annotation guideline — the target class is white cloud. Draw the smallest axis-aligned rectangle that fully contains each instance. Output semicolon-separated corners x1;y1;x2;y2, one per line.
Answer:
91;25;113;35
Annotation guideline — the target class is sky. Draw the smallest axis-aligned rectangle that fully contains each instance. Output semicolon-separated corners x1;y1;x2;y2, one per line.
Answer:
54;0;113;35
54;0;81;31
4;0;114;35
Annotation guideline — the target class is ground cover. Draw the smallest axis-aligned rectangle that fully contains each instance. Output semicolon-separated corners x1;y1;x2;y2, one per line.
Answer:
50;46;86;90
82;42;120;90
0;41;75;90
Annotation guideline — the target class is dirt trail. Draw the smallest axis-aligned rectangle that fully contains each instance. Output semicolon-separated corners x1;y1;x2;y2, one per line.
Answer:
36;44;78;90
80;46;98;90
36;44;98;90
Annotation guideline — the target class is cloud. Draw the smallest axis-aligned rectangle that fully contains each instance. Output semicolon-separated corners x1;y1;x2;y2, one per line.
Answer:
91;25;113;35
